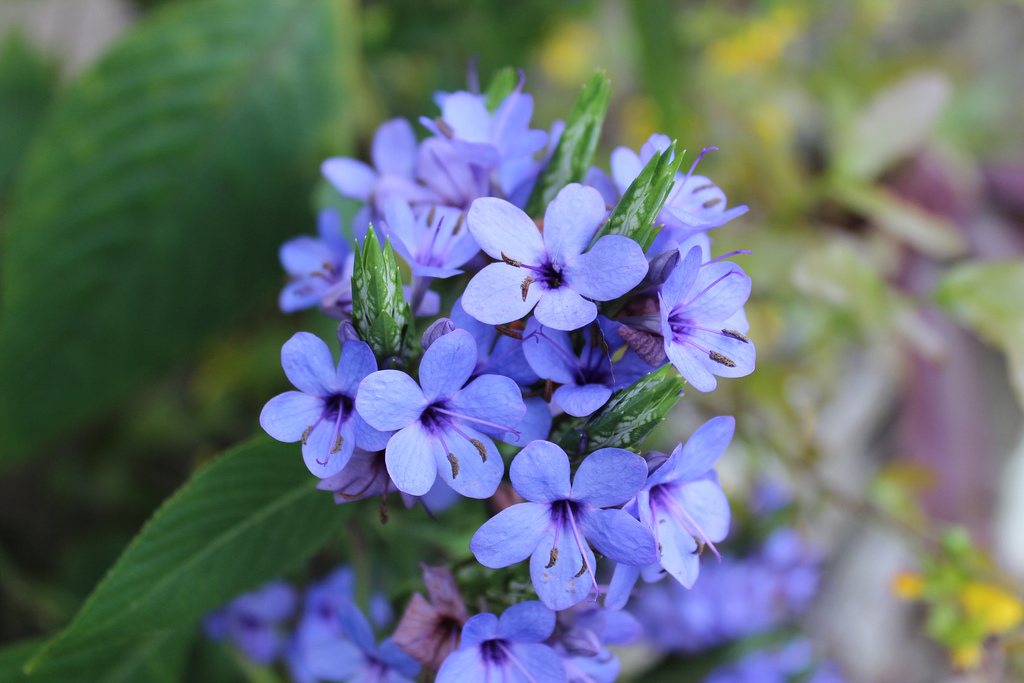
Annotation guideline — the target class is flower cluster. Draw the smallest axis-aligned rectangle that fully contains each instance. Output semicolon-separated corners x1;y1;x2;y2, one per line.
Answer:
255;67;768;680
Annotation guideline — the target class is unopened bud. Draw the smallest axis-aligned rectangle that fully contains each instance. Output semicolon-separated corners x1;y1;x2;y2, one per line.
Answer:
337;320;360;344
644;248;682;287
421;318;456;349
562;627;602;658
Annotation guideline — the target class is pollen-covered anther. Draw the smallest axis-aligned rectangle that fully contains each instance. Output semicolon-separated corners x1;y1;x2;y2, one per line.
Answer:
470;439;487;462
693;536;706;555
447;453;460;478
573;557;588;579
434;118;455;138
501;252;522;267
426;205;437;226
452;213;465;235
495;325;523;340
520;276;535;302
301;426;313;445
722;329;750;343
709;350;737;367
546;548;559;568
330;434;344;454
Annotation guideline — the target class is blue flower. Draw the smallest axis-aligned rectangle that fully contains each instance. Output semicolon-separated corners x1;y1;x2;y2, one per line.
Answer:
356;329;526;498
278;208;354;315
463;184;649;331
554;605;641;683
435;601;565;683
658;245;755;392
470;441;657;610
260;334;391;478
381;199;480;279
204;580;297;665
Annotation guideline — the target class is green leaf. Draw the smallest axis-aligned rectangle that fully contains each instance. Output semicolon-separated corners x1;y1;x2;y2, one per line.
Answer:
0;0;355;463
0;628;193;683
0;32;58;205
351;225;413;362
26;437;346;673
560;364;685;454
936;260;1024;410
835;71;952;180
484;66;517;113
828;179;967;259
593;143;682;251
525;71;610;217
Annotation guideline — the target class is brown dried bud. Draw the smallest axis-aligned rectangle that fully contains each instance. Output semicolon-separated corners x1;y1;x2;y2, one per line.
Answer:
618;326;668;366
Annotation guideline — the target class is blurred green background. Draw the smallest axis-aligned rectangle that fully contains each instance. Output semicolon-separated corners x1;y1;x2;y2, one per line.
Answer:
1;0;1023;681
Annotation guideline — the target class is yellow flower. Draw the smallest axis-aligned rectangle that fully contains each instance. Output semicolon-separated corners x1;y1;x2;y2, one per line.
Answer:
960;582;1024;634
951;642;982;670
707;7;803;76
890;570;924;600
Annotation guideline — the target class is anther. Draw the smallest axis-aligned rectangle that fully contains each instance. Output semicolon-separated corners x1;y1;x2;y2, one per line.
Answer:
470;439;487;462
722;329;750;343
434;118;455;138
709;351;736;367
520;276;535;302
330;434;344;454
591;323;610;356
501;252;522;267
693;536;706;555
544;379;554;403
301;426;313;445
703;197;722;209
495;325;523;340
546;548;559;568
426;205;437;226
573;557;588;579
447;453;460;478
452;213;465;235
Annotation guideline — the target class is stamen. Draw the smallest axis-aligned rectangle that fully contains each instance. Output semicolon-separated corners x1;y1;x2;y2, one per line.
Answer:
452;213;465;235
564;506;600;602
330;434;344;454
679;269;742;310
447;453;460;478
426;205;437;226
301;426;313;444
501;252;521;267
709;351;736;367
543;379;554;403
573;557;588;579
546;548;559;568
722;329;750;343
520;276;535;301
702;197;722;209
337;458;383;499
498;641;540;683
704;249;754;266
494;325;523;340
434;118;455;138
431;406;520;437
661;491;722;560
470;438;487;462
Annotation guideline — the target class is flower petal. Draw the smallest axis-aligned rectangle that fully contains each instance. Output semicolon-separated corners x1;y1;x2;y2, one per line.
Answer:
578;508;657;567
462;262;542;325
372;118;418;178
322;157;377;201
281;332;338;396
654;508;702;588
521;318;578;385
260;392;323;442
280;236;339;277
461;613;500;648
441;92;491;142
504;643;566;683
610;147;642;193
419;329;477;402
302;417;355;479
570;448;648;508
529;520;595;611
337;340;378;395
553;383;611;418
449;373;526;437
435;647;486;683
678;476;731;543
668;415;735;483
497;601;556;643
664;336;718;393
502;396;551;446
356;370;428;431
604;563;640;611
352;413;391;452
532;286;596;331
431;425;503;499
384;422;438;496
564;235;648;301
510;440;571;502
660;245;703;306
543;183;607;264
466;197;546;263
684;262;751;322
470;502;550;568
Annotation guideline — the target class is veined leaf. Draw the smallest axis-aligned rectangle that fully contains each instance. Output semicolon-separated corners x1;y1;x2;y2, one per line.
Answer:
0;0;355;463
525;71;610;216
26;438;345;673
593;143;682;251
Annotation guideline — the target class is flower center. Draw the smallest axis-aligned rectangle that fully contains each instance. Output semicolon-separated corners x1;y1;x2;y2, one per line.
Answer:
480;639;508;665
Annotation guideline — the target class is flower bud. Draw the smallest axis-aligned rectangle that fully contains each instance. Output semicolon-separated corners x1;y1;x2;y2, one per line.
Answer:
337;320;360;344
562;627;602;657
644;247;682;288
421;318;455;349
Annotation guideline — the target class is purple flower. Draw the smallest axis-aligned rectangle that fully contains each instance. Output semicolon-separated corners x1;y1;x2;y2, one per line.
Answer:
204;581;297;665
554;606;641;683
658;245;755;392
260;334;391;478
416;137;490;210
278;208;353;314
392;564;468;670
316;448;395;504
470;441;657;610
356;329;526;498
435;601;565;683
463;183;649;331
322;117;439;239
521;317;650;417
381;199;480;278
604;134;748;238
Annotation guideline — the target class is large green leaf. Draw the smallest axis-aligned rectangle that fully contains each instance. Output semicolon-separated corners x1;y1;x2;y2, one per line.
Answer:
0;629;193;683
0;33;58;205
524;71;610;217
25;437;346;673
936;260;1024;410
0;0;355;462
